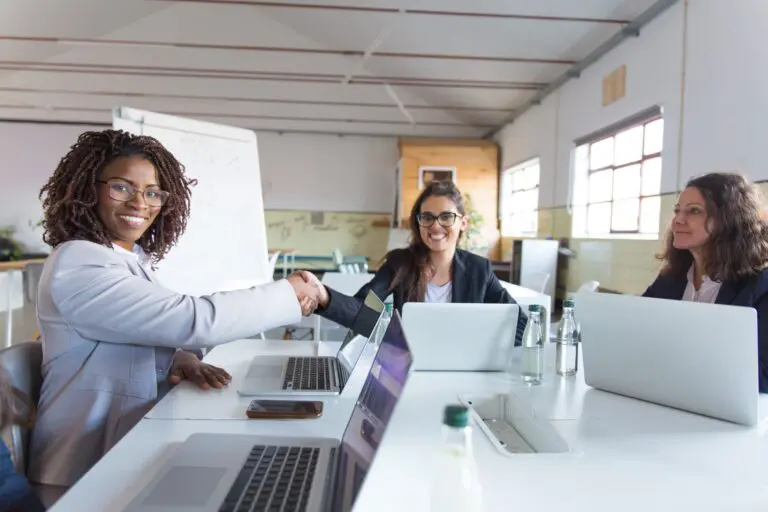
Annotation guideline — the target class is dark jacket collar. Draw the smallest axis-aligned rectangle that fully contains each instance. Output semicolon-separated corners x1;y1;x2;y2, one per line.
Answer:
450;250;468;303
663;270;745;305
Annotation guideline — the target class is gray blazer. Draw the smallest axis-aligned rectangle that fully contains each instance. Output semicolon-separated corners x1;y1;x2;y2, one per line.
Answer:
27;240;301;487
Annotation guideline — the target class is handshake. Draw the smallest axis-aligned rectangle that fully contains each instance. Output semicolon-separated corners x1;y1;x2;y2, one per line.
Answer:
287;271;329;316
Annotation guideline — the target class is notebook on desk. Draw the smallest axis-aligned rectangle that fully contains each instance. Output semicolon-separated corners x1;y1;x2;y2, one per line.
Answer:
576;292;759;426
123;311;414;512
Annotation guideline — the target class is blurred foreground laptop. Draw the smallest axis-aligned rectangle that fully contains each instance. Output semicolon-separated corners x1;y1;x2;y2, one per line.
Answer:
124;310;414;512
238;290;384;396
576;291;759;426
402;303;518;371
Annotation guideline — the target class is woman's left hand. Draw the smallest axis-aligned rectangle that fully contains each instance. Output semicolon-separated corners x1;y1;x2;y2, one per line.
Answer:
169;350;232;390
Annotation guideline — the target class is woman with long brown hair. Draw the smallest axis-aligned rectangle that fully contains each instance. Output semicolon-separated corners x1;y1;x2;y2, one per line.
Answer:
315;180;527;343
643;172;768;391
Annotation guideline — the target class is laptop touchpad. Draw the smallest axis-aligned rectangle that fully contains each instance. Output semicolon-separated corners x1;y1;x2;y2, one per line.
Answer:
142;466;226;507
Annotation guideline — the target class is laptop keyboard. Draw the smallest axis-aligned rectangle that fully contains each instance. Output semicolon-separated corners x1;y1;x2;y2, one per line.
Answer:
283;357;333;391
218;445;320;512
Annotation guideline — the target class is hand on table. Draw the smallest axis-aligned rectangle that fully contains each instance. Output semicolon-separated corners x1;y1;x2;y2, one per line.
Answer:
169;350;232;390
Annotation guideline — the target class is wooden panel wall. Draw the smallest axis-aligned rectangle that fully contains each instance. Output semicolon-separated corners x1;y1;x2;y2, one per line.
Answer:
399;138;501;259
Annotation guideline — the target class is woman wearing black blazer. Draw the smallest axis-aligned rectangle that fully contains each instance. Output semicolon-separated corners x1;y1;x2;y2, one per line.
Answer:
643;172;768;392
315;180;528;343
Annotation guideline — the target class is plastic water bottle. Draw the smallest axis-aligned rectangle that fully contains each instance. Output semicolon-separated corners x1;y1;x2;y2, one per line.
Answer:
555;299;580;377
520;304;544;384
430;404;484;512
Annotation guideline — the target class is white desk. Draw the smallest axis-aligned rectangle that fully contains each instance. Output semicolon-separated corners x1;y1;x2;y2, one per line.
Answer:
51;343;768;512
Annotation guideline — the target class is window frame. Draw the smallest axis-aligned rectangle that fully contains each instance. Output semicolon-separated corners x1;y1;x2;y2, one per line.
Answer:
500;157;540;237
574;112;663;237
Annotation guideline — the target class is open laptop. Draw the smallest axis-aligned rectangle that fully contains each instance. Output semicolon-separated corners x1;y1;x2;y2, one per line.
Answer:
402;303;519;371
238;290;385;396
575;291;759;426
124;310;414;512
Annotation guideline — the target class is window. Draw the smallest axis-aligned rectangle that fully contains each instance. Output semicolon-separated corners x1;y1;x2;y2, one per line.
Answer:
572;114;663;237
500;158;540;236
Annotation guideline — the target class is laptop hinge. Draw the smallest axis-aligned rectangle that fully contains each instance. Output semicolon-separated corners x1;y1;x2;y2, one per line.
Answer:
335;360;349;390
323;446;340;512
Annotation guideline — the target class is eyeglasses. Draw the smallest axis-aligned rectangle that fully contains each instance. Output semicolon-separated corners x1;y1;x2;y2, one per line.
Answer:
99;180;169;207
416;211;461;227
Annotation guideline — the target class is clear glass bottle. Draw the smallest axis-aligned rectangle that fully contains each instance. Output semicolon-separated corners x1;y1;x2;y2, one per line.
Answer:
555;299;580;376
520;304;544;385
430;404;484;512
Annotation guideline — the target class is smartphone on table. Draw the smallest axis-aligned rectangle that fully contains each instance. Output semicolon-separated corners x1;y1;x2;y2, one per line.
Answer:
245;399;323;419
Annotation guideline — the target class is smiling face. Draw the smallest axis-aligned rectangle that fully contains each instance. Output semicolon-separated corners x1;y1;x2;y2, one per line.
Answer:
97;155;163;251
417;195;468;253
672;186;712;252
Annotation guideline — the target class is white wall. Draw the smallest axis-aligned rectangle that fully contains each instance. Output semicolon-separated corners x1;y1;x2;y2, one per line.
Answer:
497;0;768;208
257;132;399;213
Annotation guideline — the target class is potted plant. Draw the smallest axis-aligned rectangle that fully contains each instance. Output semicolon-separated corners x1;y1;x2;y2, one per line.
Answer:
0;226;23;262
459;193;489;256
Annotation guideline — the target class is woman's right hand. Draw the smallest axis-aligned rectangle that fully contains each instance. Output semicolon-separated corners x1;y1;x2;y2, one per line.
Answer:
287;271;324;315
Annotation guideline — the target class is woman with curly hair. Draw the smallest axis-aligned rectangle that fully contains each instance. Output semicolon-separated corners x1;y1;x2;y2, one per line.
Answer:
643;172;768;392
26;130;322;496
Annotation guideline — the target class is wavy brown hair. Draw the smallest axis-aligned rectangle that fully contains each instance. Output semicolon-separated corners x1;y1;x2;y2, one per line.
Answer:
385;180;466;301
39;129;197;262
658;172;768;282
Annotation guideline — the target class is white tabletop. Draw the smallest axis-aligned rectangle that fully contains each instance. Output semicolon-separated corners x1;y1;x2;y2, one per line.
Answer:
51;342;768;512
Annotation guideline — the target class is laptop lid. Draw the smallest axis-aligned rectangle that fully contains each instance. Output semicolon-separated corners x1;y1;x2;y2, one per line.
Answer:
330;310;413;512
575;291;759;426
402;303;519;371
337;290;385;374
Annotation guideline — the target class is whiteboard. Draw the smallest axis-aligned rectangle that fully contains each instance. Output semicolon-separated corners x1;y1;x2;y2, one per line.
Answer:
113;106;270;296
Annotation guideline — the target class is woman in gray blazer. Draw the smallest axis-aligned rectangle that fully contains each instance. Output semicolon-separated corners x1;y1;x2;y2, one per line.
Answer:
27;130;322;498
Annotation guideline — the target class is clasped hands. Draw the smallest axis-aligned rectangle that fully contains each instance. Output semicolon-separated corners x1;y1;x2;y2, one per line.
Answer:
287;270;328;316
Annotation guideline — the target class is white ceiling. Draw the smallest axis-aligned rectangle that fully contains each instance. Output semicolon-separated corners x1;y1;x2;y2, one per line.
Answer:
0;0;659;137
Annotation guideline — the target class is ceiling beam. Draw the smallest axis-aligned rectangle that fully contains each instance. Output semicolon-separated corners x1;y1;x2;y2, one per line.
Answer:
0;61;546;90
150;0;631;24
483;0;681;138
0;103;494;128
0;87;515;112
0;36;576;65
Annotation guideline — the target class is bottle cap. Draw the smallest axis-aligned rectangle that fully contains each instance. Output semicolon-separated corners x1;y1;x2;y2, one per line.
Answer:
527;304;541;313
385;303;394;313
563;299;574;308
442;404;469;428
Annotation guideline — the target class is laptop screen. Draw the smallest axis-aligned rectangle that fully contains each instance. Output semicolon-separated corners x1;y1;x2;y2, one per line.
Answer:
337;290;385;374
331;310;413;512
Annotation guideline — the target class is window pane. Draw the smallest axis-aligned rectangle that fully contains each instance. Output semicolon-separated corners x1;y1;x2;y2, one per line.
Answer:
614;125;644;166
501;173;513;216
511;170;523;191
640;196;661;234
613;164;641;200
526;189;539;213
590;137;614;170
611;198;640;232
511;191;525;213
644;119;664;155
587;202;611;234
572;205;587;237
589;169;613;203
526;165;540;189
641;157;662;196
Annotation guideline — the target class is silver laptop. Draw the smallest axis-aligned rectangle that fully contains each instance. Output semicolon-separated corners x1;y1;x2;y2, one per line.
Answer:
402;303;519;371
575;291;759;426
124;311;414;512
238;291;385;396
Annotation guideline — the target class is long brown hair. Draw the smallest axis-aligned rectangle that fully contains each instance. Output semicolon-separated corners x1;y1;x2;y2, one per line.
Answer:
658;172;768;282
39;130;197;263
385;180;466;301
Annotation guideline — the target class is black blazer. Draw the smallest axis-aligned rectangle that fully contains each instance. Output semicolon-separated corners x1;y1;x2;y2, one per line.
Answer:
317;248;528;345
643;268;768;393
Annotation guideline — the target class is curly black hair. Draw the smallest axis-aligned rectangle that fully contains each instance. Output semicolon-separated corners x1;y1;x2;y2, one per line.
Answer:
39;129;196;262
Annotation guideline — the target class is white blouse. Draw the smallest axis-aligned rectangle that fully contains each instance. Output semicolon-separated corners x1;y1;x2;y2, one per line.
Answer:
682;265;722;303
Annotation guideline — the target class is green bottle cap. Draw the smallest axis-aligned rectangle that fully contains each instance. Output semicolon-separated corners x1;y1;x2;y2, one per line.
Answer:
385;303;394;313
527;304;541;313
442;404;469;428
563;299;574;308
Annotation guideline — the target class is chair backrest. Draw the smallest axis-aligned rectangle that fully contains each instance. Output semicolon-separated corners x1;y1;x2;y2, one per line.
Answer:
267;251;281;279
525;271;550;294
0;342;42;475
576;280;600;293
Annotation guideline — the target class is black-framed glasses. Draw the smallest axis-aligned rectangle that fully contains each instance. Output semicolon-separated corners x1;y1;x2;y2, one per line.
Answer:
98;180;169;207
416;211;461;228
